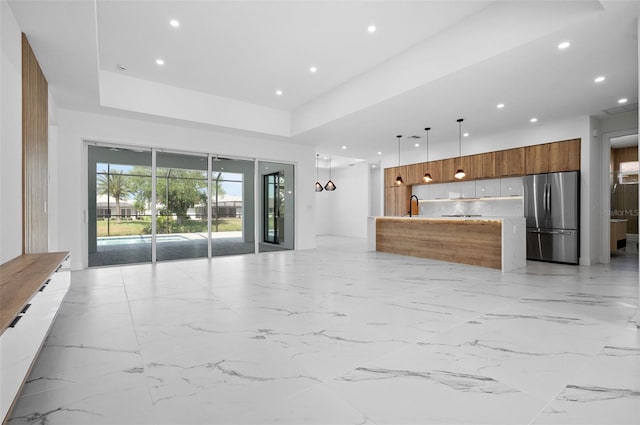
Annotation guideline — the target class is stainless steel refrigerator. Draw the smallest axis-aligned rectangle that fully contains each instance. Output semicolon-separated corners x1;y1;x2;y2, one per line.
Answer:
524;171;579;264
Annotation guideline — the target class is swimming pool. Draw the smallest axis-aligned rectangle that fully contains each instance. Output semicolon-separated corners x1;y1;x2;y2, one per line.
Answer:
97;234;190;246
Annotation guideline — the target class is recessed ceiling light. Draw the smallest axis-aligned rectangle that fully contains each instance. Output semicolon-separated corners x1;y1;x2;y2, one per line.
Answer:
372;164;377;168
169;19;180;28
310;66;317;73
558;41;570;50
414;143;420;147
594;76;605;83
367;25;376;33
155;58;165;66
377;151;382;155
463;133;469;137
323;156;328;160
275;90;283;96
496;103;505;109
341;145;347;150
530;117;538;123
618;98;628;104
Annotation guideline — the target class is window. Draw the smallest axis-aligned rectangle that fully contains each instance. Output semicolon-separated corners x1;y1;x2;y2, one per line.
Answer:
618;161;638;184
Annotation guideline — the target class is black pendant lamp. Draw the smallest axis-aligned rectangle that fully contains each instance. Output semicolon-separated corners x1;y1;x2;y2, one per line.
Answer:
454;118;466;180
324;155;336;191
395;135;404;185
314;154;324;192
423;127;433;183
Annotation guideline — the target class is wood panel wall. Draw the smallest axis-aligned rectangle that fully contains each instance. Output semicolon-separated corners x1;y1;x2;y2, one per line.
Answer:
22;33;48;254
376;218;502;269
611;145;638;176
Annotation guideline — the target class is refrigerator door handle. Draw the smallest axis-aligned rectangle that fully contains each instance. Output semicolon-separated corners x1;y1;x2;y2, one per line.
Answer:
545;183;550;217
547;183;552;216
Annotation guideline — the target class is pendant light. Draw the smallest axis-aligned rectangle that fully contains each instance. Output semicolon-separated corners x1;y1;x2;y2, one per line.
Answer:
314;154;324;192
395;135;404;185
423;127;433;183
454;118;466;180
324;155;336;191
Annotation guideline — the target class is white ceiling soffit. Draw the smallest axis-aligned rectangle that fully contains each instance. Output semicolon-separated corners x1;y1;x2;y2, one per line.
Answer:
292;0;604;136
7;1;637;160
94;0;603;138
96;0;493;111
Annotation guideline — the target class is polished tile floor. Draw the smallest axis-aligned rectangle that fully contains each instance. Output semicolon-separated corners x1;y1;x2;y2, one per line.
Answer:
8;237;640;424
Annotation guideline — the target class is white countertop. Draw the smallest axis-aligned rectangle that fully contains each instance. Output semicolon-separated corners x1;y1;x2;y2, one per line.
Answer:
371;215;524;222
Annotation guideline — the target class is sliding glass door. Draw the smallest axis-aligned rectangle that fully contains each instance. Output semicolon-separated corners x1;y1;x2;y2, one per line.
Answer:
210;158;255;257
155;152;209;261
88;145;152;267
88;144;293;266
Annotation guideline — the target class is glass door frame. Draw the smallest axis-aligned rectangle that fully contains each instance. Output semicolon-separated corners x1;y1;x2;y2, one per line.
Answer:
85;140;295;266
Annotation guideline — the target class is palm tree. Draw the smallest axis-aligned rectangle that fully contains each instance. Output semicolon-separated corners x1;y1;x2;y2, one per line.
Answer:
97;169;131;222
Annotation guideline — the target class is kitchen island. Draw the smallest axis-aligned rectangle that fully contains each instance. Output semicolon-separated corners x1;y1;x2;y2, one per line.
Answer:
368;216;525;272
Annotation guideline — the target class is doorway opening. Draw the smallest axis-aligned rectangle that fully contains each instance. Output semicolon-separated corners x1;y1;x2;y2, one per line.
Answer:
610;134;639;261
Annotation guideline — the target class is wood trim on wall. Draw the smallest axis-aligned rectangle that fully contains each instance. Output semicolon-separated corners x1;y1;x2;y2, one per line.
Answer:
22;33;48;254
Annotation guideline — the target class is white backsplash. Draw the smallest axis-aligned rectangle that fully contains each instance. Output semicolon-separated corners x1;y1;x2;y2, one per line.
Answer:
412;177;524;218
418;198;524;217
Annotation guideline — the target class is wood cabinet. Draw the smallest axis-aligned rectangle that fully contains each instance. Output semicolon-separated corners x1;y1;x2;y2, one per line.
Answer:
526;139;580;174
384;166;407;187
384;185;411;216
549;138;580;172
423;160;442;183
405;163;424;185
441;158;462;182
479;152;496;179
610;220;628;251
495;148;525;177
382;138;579;212
384;167;395;187
464;153;495;180
525;144;549;175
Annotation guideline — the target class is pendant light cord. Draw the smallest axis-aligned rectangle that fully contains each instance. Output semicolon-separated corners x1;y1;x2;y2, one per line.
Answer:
425;128;430;161
457;118;463;157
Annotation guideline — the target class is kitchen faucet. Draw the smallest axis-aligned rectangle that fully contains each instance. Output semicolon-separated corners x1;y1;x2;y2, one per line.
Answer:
409;195;419;217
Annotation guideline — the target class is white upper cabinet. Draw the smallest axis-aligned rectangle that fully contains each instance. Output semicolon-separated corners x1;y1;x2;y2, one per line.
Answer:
447;181;475;199
500;177;523;196
475;179;501;198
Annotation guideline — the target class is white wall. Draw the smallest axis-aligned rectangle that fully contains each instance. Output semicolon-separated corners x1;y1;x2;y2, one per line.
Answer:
0;0;23;263
315;162;369;238
52;108;316;270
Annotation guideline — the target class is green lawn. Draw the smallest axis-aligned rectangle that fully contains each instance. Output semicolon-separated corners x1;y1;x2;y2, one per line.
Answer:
97;218;242;237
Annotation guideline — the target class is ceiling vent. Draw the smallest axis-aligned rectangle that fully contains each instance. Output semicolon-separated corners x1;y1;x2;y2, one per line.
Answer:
603;103;638;115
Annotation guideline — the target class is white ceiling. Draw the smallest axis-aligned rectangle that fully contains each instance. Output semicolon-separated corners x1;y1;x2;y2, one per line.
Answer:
8;0;640;166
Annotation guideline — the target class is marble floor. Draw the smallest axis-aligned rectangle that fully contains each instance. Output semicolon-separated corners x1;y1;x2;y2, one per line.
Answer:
8;236;640;424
